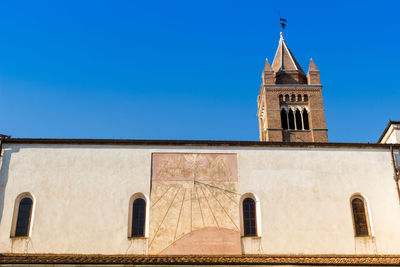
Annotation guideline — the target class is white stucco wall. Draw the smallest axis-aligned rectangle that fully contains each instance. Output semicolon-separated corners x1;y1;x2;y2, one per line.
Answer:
0;143;399;255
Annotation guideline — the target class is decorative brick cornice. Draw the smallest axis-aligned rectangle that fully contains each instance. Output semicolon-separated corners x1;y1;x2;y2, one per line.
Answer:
264;84;322;90
1;253;400;265
1;137;398;149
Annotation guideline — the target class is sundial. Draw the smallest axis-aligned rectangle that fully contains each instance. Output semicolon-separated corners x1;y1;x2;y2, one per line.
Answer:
149;153;240;254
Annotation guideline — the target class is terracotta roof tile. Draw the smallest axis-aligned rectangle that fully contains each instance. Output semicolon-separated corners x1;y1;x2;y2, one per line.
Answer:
1;254;400;265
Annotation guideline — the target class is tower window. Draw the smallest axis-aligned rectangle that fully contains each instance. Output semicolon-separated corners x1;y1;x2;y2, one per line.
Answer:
297;94;302;101
303;109;310;130
281;109;288;129
243;198;257;236
304;94;308;101
285;94;290;101
132;198;146;237
295;109;303;130
15;197;33;237
279;94;283;102
291;94;296;102
351;197;370;236
288;109;295;130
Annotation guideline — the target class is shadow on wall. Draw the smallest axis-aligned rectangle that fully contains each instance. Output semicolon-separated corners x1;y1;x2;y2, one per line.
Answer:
394;149;400;170
0;147;20;224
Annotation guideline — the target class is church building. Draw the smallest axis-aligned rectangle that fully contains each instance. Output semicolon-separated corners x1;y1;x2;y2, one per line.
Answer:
0;33;400;266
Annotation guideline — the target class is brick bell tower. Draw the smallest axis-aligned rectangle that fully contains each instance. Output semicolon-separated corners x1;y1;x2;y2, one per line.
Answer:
257;32;328;142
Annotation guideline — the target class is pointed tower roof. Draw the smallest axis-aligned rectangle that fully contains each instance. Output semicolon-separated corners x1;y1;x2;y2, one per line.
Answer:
271;32;305;74
263;58;273;72
308;58;319;72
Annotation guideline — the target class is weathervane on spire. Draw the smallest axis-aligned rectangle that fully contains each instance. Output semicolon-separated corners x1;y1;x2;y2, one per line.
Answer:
278;11;287;34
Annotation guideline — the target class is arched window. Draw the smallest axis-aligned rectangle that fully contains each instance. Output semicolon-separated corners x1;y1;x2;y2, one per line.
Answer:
279;94;283;102
351;197;370;236
243;198;257;236
288;109;295;130
291;94;296;102
297;94;302;101
281;109;288;130
303;109;310;130
285;94;290;102
295;109;303;130
132;198;146;237
303;94;308;101
15;197;33;237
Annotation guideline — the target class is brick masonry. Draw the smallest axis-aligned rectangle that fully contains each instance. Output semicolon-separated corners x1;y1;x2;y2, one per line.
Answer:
257;35;328;143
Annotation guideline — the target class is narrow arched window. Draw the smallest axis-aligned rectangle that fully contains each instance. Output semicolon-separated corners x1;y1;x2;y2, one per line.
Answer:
303;109;310;130
279;94;283;102
15;198;33;237
281;109;288;129
132;198;146;237
288;109;295;130
351;197;369;236
303;94;308;101
295;109;303;130
291;94;296;102
285;94;290;101
243;198;257;236
297;94;302;101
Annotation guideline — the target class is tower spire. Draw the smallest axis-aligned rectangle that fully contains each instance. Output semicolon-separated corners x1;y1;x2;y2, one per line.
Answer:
271;33;306;84
257;30;328;143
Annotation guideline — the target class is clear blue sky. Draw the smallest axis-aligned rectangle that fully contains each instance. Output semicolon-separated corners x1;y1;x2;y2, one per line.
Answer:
0;0;399;142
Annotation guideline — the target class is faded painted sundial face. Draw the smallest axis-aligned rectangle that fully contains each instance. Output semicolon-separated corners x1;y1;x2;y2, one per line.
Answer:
149;153;240;255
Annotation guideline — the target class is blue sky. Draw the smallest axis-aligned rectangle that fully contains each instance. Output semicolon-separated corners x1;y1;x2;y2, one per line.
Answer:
0;0;399;142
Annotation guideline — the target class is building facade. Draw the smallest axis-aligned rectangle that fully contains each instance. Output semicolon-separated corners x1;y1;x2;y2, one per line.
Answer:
0;34;400;266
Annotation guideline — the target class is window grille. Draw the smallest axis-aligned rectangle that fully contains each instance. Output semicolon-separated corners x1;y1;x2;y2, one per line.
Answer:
243;198;257;236
351;198;369;236
15;198;33;237
132;198;146;237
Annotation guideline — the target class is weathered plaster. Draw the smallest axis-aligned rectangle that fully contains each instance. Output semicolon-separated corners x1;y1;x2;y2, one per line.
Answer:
0;144;399;255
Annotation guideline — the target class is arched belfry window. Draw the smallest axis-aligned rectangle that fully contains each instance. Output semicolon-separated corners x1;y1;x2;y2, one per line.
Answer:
295;109;303;130
303;109;310;130
13;196;34;237
243;198;257;236
279;94;283;102
351;196;370;237
304;94;308;101
281;109;288;130
288;109;295;130
291;94;296;102
297;94;302;101
132;198;146;237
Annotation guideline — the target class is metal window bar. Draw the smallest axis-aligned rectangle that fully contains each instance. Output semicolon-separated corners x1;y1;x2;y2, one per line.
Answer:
243;198;257;236
132;198;146;237
352;198;369;236
15;198;33;237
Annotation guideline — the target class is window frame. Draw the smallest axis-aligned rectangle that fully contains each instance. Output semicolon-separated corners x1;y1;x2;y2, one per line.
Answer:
10;192;35;238
128;193;149;239
350;194;373;237
239;193;261;237
242;198;257;236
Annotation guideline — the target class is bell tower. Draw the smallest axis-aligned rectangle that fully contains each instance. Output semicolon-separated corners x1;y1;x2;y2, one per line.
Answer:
257;33;328;142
